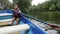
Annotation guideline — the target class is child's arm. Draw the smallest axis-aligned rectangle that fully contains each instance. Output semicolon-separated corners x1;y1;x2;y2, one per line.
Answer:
19;10;21;13
17;8;21;13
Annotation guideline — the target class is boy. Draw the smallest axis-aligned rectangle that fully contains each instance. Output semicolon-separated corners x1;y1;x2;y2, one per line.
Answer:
12;5;21;25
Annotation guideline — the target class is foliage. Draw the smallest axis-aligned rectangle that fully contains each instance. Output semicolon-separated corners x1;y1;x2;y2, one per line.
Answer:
18;0;32;14
17;0;60;24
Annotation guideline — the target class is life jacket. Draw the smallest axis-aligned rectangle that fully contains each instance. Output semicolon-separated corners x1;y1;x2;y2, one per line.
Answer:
13;8;21;17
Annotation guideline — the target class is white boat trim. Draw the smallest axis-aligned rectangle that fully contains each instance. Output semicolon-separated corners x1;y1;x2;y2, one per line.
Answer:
0;24;30;34
0;19;12;22
0;13;13;16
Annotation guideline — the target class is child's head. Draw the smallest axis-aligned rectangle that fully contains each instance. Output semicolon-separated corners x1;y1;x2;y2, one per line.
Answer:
13;5;18;9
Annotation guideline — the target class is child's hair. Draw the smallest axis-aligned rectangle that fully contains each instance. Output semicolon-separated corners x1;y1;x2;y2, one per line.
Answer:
13;5;18;9
13;5;18;7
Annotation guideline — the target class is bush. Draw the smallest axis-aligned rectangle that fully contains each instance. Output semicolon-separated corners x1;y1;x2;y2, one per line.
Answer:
29;12;60;24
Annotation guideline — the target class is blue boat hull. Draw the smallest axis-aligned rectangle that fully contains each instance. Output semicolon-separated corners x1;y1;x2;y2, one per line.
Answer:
0;10;48;34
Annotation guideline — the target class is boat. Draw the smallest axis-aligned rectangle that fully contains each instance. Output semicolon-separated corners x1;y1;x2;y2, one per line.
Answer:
0;10;48;34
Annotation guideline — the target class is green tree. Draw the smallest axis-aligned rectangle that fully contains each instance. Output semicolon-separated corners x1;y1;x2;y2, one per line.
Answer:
18;0;32;14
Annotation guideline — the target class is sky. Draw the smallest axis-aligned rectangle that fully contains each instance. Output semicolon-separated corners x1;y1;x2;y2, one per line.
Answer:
9;0;13;3
9;0;48;5
32;0;48;5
